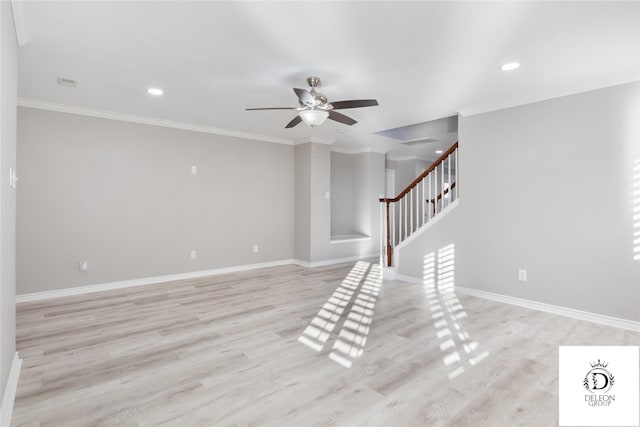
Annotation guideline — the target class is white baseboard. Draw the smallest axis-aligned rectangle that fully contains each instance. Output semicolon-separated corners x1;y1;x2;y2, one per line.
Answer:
16;259;295;303
16;255;381;303
1;352;22;427
393;274;640;332
382;267;398;280
454;286;640;332
394;273;420;284
293;253;378;268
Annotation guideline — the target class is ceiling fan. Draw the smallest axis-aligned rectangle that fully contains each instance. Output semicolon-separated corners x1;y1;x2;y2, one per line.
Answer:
246;76;379;128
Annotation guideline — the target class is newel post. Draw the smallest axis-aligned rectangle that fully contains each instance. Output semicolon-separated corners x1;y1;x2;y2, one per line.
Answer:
385;201;392;267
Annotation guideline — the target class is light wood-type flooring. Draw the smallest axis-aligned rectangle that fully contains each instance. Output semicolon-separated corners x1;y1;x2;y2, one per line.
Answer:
12;261;639;426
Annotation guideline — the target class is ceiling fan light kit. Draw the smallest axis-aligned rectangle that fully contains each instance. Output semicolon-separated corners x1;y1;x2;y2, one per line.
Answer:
246;76;379;128
299;109;329;127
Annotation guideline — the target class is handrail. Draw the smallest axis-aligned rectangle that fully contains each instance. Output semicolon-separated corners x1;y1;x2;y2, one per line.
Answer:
379;141;458;203
378;140;459;267
427;181;456;214
428;181;456;204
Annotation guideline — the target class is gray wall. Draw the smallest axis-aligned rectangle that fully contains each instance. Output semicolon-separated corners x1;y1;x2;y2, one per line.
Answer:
386;159;421;196
17;108;294;294
294;144;311;261
330;152;355;236
352;153;374;237
398;82;640;321
295;143;384;263
331;151;376;237
0;0;18;400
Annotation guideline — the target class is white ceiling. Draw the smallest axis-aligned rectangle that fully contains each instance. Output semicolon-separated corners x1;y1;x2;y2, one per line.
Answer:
16;1;640;157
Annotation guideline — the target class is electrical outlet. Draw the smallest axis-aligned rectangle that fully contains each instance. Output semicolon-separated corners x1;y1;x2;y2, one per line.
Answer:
79;260;88;271
253;245;259;253
191;166;197;175
9;168;17;189
518;269;527;282
190;250;197;259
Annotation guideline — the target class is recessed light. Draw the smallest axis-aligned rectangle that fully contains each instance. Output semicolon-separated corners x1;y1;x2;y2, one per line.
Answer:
500;62;520;71
435;150;443;154
147;87;164;96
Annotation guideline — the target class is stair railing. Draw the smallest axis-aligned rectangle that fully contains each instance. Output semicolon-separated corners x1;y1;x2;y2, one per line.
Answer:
379;141;459;267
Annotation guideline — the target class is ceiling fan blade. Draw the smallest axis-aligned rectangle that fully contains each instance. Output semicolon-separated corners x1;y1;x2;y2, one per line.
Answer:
328;110;357;126
293;88;315;105
246;107;296;111
285;115;302;128
330;99;379;110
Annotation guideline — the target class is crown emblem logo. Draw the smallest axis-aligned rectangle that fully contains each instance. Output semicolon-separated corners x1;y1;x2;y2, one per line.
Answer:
590;359;608;369
584;359;614;395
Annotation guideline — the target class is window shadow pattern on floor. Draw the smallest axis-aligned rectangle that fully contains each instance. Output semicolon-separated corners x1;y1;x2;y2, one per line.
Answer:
298;261;382;368
424;244;489;380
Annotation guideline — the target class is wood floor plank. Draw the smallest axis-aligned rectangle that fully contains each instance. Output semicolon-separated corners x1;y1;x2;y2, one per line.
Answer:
12;261;639;426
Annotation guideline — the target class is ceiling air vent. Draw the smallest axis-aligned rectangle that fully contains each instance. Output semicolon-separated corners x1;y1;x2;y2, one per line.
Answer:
400;138;437;146
57;77;77;88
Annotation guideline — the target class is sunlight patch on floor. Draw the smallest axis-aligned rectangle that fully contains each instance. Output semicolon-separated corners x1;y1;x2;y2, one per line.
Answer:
423;244;490;380
298;261;369;352
299;262;383;368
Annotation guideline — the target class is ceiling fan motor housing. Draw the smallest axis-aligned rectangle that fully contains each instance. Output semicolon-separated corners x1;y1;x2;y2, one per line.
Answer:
306;76;321;88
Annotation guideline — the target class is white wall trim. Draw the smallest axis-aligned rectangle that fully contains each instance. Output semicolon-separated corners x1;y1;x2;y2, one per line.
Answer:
0;352;22;427
293;253;378;268
329;236;371;244
457;79;640;118
455;286;640;332
392;273;640;332
386;154;418;161
16;259;296;303
16;255;381;303
386;154;433;162
331;147;371;155
295;137;334;145
17;98;294;146
331;147;389;155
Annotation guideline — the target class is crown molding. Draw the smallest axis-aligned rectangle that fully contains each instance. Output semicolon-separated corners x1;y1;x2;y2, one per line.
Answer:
386;154;418;161
17;98;295;146
294;136;334;145
386;154;434;162
330;147;370;154
330;146;390;155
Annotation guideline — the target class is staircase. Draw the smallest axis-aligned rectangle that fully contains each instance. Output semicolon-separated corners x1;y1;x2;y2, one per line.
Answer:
379;141;459;267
